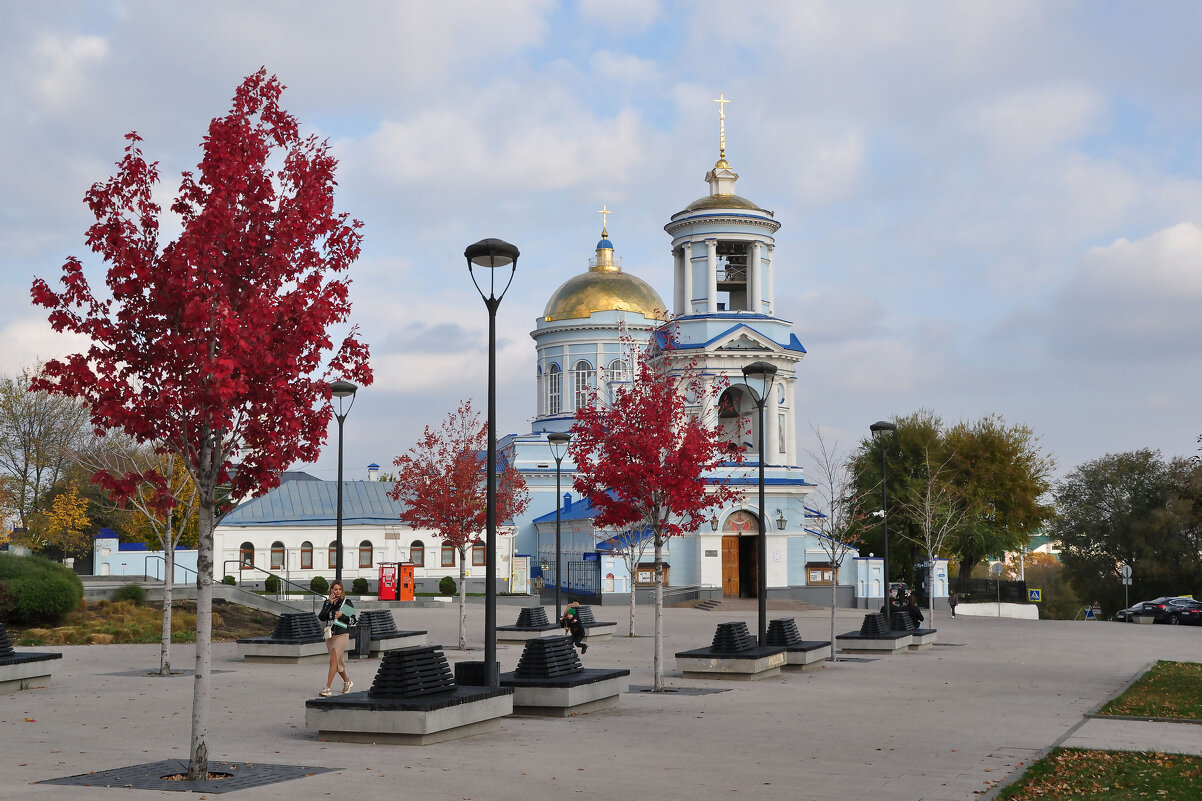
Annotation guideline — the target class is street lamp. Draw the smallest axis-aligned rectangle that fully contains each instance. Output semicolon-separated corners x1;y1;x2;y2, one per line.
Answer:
742;360;777;646
548;432;571;620
330;379;358;585
870;420;897;627
466;237;519;688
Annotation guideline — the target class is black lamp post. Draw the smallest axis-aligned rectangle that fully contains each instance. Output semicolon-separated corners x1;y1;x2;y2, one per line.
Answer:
330;380;358;585
548;432;571;620
466;238;519;688
870;420;897;626
742;360;777;646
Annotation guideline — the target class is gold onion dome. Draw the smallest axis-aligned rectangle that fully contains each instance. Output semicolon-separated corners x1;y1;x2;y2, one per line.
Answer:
543;227;666;322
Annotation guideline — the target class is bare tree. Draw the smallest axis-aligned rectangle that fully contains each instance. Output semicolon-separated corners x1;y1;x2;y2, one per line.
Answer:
804;426;868;657
595;524;656;637
894;446;971;618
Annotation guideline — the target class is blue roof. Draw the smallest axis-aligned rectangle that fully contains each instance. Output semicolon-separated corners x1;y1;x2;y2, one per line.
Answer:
532;495;599;524
596;238;613;250
222;480;405;527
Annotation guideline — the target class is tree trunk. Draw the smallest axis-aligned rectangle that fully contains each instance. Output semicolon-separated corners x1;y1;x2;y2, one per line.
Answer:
628;566;637;638
829;561;838;660
160;538;174;675
187;476;215;781
652;534;664;691
458;547;468;650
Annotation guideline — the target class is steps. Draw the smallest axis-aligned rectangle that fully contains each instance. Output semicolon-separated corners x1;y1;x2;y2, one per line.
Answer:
695;599;722;611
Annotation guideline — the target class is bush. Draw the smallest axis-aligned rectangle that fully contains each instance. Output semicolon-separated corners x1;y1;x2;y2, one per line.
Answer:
439;575;457;596
310;575;329;595
351;577;369;595
222;575;236;585
263;575;280;593
0;552;85;625
114;583;146;605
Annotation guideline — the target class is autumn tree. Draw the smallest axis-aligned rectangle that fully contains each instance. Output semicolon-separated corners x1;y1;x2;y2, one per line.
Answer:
0;366;89;537
40;484;91;557
804;426;867;654
390;400;529;650
30;70;370;780
569;332;738;691
893;447;971;617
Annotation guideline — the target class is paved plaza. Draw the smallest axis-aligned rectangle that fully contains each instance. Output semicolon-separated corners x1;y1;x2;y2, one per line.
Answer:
5;602;1202;800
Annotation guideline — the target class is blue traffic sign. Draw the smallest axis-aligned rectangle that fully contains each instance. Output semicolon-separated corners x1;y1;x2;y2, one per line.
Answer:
1028;589;1042;603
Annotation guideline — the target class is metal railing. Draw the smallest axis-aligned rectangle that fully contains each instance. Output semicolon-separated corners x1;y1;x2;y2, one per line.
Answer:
222;560;327;613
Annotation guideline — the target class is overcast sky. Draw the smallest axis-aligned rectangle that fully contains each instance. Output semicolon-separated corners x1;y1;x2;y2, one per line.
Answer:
3;1;1200;485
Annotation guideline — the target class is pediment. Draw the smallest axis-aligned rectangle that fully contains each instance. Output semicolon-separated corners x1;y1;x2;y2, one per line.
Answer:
717;333;769;352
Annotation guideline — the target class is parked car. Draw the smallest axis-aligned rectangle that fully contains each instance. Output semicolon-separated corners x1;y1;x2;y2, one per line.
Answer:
1114;603;1145;622
1173;600;1202;625
1131;596;1199;624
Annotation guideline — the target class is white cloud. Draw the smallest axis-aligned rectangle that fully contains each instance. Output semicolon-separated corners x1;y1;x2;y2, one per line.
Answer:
0;317;93;375
962;84;1105;164
579;0;661;33
31;33;108;111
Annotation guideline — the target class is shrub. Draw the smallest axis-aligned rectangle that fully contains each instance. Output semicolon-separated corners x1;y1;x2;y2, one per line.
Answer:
351;577;369;595
439;575;457;596
310;575;329;595
0;553;85;625
114;583;147;605
222;575;236;585
263;575;280;594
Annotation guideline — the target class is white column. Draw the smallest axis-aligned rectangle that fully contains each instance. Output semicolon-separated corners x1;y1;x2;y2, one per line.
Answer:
750;241;762;313
766;244;776;315
783;377;796;464
680;243;694;316
765;384;779;464
706;239;718;313
673;247;685;316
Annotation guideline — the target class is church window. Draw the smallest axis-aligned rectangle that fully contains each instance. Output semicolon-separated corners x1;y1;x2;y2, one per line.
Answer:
716;242;749;311
359;540;373;568
441;544;455;567
547;364;561;415
573;360;594;410
300;541;313;570
270;541;285;570
328;541;340;570
605;359;629;404
410;540;424;567
472;542;486;566
239;542;255;569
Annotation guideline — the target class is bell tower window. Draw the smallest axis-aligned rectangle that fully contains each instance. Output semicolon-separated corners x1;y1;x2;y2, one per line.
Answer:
547;364;561;415
573;360;594;411
716;242;748;311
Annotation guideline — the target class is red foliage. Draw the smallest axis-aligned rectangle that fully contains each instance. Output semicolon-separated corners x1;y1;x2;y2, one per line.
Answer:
29;69;372;504
569;329;739;540
389;399;529;548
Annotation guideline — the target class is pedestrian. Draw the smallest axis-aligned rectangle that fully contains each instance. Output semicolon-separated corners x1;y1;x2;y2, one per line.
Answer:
317;579;356;696
949;589;959;618
559;599;587;654
907;591;924;627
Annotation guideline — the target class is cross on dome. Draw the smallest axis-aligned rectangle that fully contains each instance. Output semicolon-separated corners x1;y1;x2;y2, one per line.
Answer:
598;204;612;238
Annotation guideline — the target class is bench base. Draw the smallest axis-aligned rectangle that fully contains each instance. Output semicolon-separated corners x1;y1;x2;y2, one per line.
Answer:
503;669;629;717
496;626;562;643
305;687;513;745
782;642;831;669
835;632;912;654
582;622;617;641
908;630;938;651
237;640;328;663
0;654;62;691
675;646;786;680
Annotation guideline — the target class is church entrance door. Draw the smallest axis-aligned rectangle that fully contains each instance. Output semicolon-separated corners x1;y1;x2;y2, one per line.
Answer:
721;535;740;597
738;534;758;598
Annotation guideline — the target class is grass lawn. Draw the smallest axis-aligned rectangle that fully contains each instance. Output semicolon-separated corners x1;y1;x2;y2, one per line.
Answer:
8;599;276;645
996;748;1202;800
1098;660;1202;720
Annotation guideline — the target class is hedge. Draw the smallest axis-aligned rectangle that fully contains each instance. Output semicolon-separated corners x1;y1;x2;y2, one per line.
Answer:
0;553;85;625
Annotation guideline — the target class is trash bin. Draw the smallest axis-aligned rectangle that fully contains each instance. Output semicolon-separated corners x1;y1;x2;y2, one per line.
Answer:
351;622;371;659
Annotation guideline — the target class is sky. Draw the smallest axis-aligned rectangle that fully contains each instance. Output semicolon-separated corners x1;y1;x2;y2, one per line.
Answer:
2;0;1200;487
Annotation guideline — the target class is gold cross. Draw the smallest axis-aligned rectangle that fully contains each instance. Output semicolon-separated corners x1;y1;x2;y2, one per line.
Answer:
713;93;732;159
598;204;612;236
713;92;731;120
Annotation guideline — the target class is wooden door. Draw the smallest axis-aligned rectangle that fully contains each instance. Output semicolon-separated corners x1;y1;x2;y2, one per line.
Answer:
722;535;740;597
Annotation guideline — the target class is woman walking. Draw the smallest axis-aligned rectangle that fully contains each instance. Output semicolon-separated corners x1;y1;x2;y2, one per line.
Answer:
317;580;355;696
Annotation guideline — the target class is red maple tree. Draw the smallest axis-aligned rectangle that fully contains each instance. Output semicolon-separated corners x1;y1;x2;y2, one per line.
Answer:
30;69;371;779
569;329;739;690
389;399;529;649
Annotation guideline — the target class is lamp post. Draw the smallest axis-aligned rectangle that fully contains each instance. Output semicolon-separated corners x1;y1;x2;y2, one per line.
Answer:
870;420;897;627
330;380;358;585
466;238;519;688
742;360;777;646
548;432;571;620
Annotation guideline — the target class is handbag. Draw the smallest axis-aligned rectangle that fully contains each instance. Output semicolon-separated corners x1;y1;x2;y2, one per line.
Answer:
323;624;334;640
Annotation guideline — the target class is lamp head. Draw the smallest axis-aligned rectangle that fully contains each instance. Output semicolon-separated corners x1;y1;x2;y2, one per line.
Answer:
547;431;571;461
464;238;520;269
330;380;358;398
740;360;778;402
869;420;897;437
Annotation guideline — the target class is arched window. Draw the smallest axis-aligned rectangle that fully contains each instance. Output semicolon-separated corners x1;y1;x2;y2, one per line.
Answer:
410;540;424;567
270;541;285;570
536;365;543;416
573;360;594;410
605;359;629;404
300;541;314;570
328;541;339;570
716;386;752;453
441;544;455;567
239;542;255;570
472;542;486;566
547;364;561;415
359;540;373;569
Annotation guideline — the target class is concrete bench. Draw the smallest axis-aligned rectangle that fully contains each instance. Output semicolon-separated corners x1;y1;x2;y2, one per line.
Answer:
0;623;62;691
889;610;938;651
501;635;629;716
347;610;428;657
836;613;912;655
574;606;617;641
496;607;561;643
766;618;831;670
306;645;513;744
236;612;327;663
675;621;786;680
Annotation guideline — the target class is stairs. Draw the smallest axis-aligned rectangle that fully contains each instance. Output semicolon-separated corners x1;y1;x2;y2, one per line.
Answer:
695;599;722;611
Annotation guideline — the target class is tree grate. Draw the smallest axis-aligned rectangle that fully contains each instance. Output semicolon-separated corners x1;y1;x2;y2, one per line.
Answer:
37;759;337;794
272;612;324;640
513;635;583;678
890;611;918;632
359;609;400;637
710;621;757;653
515;607;551;627
859;613;891;636
367;645;455;698
766;618;803;646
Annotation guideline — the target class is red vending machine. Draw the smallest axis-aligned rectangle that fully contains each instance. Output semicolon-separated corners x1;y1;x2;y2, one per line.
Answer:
398;563;415;602
378;563;399;601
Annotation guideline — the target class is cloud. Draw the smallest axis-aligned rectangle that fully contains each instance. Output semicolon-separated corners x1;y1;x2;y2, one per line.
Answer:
961;83;1106;164
0;317;93;375
579;0;661;33
31;33;109;111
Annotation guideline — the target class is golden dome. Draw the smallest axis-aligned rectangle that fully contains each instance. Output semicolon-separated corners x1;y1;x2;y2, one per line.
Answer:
543;240;666;323
682;193;767;213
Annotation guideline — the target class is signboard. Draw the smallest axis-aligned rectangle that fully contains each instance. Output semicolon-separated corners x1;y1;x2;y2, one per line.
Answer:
1028;589;1042;603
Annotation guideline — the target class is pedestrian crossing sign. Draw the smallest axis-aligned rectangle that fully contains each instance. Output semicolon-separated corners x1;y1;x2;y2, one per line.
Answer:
1028;589;1042;603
